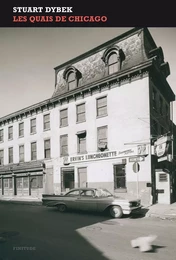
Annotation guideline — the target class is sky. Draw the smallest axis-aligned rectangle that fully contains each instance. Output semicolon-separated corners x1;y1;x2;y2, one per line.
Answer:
0;27;176;123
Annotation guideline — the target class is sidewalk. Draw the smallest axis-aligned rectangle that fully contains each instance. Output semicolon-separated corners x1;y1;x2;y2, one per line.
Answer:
0;196;42;206
142;203;176;220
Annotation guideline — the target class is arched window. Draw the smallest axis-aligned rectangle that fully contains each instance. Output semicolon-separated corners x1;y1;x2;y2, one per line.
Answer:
102;46;125;76
108;52;118;75
68;71;76;90
63;66;82;91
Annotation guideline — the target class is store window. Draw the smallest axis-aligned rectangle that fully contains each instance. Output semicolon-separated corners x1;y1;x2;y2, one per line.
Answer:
30;175;43;188
114;164;126;191
61;168;74;192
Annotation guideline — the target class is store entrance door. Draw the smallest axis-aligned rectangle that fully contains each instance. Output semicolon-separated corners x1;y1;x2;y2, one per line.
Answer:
61;167;74;193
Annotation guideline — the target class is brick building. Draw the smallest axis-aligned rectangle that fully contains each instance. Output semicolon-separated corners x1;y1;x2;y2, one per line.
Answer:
0;27;175;205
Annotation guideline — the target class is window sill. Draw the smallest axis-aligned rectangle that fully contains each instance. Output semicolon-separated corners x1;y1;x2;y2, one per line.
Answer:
96;114;108;119
60;155;69;158
114;188;127;193
8;138;13;141
43;128;50;132
19;135;24;138
76;120;86;124
30;132;36;135
60;125;68;128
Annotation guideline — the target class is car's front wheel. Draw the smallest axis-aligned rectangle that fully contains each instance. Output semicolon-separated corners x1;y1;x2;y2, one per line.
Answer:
109;206;123;218
57;204;67;212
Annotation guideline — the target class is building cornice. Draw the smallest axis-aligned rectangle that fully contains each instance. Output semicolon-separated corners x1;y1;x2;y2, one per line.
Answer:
0;59;153;125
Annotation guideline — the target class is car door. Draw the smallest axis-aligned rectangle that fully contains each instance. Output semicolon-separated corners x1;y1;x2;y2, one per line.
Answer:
77;189;97;212
64;189;80;210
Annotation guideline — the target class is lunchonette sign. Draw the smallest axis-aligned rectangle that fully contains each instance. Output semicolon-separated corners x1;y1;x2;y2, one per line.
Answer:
63;144;148;164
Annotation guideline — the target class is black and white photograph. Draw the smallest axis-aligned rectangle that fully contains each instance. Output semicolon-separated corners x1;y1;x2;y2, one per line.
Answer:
0;4;176;260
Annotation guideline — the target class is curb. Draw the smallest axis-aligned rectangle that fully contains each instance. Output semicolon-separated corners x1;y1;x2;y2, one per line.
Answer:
145;213;176;220
0;200;42;206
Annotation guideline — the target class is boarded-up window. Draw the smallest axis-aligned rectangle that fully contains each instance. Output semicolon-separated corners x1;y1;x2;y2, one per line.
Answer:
30;176;43;189
96;96;107;117
76;103;85;123
78;167;87;187
60;135;68;156
60;109;68;127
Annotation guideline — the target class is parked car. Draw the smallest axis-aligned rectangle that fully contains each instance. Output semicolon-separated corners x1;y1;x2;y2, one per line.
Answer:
42;187;141;218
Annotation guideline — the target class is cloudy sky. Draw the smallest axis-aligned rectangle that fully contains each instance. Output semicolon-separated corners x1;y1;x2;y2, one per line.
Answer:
0;27;176;123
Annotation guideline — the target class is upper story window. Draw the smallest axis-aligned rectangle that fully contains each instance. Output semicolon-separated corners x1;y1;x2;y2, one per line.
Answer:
77;131;87;154
97;126;108;151
0;149;4;165
152;88;157;110
60;109;68;127
108;52;119;75
102;46;125;76
19;122;24;137
8;147;13;164
60;134;68;157
0;129;3;142
159;96;163;115
43;114;50;131
19;145;24;163
96;96;107;117
76;103;86;123
63;66;82;91
31;142;37;161
30;118;36;134
8;126;13;140
44;139;51;159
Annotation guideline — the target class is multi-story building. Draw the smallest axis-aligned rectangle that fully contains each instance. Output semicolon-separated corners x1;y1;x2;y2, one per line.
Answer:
0;27;175;206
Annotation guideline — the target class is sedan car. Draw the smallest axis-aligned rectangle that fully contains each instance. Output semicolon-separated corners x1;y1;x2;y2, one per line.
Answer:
42;187;141;218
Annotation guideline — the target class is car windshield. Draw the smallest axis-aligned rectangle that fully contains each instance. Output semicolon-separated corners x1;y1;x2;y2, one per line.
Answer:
95;188;113;198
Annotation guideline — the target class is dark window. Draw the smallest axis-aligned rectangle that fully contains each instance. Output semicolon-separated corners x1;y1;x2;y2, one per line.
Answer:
44;139;51;159
97;126;108;151
77;131;86;154
96;96;107;117
114;164;126;190
30;118;36;134
19;122;24;137
43;114;50;130
8;147;13;163
76;103;86;123
159;97;163;115
60;109;68;127
19;145;24;162
8;126;13;140
0;129;4;142
108;52;119;75
152;89;157;110
60;135;68;156
0;150;4;165
31;142;37;160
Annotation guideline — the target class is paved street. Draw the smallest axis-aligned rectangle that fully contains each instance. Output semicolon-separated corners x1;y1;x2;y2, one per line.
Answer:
0;203;176;260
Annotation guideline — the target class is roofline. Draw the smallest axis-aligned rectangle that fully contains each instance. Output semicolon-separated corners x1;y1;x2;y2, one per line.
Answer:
53;27;145;71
